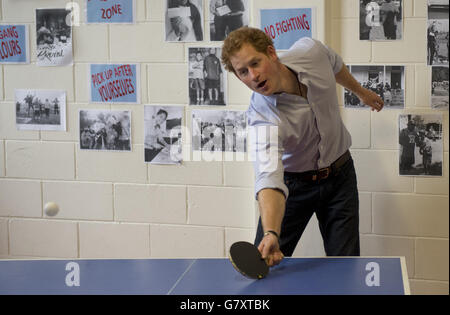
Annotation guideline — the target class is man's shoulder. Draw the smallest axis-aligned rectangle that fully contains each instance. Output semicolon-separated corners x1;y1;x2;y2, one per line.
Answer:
280;37;323;64
291;37;319;51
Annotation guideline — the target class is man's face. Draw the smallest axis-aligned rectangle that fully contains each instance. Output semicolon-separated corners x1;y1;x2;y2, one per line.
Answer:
156;113;167;125
230;43;281;96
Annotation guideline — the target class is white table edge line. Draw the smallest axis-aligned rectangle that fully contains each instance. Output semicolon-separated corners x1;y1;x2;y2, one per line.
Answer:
400;257;411;295
166;259;197;295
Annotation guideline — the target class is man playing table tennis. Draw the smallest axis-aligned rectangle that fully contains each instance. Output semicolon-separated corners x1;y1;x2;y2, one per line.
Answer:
221;27;383;267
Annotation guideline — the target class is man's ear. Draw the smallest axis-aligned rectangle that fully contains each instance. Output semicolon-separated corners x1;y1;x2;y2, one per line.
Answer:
266;45;278;60
232;69;241;80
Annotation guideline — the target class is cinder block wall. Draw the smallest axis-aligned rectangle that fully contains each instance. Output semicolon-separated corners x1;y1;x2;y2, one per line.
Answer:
328;0;449;295
0;0;448;295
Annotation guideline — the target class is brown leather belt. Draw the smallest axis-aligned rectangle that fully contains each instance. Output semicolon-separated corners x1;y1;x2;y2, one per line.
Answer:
284;150;351;182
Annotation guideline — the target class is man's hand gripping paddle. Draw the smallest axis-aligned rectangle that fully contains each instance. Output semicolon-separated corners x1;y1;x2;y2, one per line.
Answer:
228;241;269;279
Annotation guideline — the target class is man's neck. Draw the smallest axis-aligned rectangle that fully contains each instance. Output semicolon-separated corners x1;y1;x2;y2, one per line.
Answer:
278;64;304;97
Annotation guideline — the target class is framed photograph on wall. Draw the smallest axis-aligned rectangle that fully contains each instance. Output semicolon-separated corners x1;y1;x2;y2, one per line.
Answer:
15;89;66;131
209;0;250;41
191;109;247;153
144;105;183;164
36;8;73;66
427;0;449;66
360;0;403;41
399;114;443;177
79;109;131;151
165;0;204;42
188;47;227;106
344;65;405;109
431;65;449;110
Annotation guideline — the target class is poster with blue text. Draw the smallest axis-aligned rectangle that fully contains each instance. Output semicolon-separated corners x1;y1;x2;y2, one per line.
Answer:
90;63;140;104
0;24;29;64
86;0;135;24
260;8;313;50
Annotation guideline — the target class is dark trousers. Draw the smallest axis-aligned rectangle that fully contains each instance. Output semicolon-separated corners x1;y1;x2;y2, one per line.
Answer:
213;16;225;40
254;158;360;256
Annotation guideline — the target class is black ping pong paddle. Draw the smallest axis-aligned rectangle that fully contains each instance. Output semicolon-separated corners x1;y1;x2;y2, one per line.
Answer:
229;241;269;280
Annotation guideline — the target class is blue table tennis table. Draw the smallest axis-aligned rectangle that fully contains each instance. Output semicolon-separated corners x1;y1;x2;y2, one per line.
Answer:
0;257;409;295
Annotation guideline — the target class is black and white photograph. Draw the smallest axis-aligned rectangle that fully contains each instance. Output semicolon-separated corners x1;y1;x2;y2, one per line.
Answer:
165;0;204;42
144;105;183;164
344;65;405;109
359;0;403;41
431;66;449;110
188;47;227;105
79;109;131;151
209;0;250;41
431;66;449;109
15;89;66;131
427;0;449;65
399;114;443;177
192;110;246;152
36;8;73;66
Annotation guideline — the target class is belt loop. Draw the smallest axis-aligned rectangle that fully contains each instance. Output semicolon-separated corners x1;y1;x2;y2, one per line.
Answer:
332;162;339;176
333;166;340;176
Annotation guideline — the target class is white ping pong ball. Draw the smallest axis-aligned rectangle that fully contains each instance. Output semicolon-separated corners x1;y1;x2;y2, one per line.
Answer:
44;202;60;217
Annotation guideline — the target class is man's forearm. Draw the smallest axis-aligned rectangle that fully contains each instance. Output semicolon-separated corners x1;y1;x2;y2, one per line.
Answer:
335;63;384;111
335;63;365;97
257;188;286;235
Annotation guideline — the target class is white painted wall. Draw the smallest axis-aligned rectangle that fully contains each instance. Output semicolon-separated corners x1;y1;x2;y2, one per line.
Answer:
0;0;448;295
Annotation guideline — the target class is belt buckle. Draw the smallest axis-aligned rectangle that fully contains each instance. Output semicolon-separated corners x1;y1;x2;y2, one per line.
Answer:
318;167;330;180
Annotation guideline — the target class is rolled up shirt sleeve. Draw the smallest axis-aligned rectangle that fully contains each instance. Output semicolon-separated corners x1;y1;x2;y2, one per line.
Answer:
247;99;289;201
316;39;344;75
